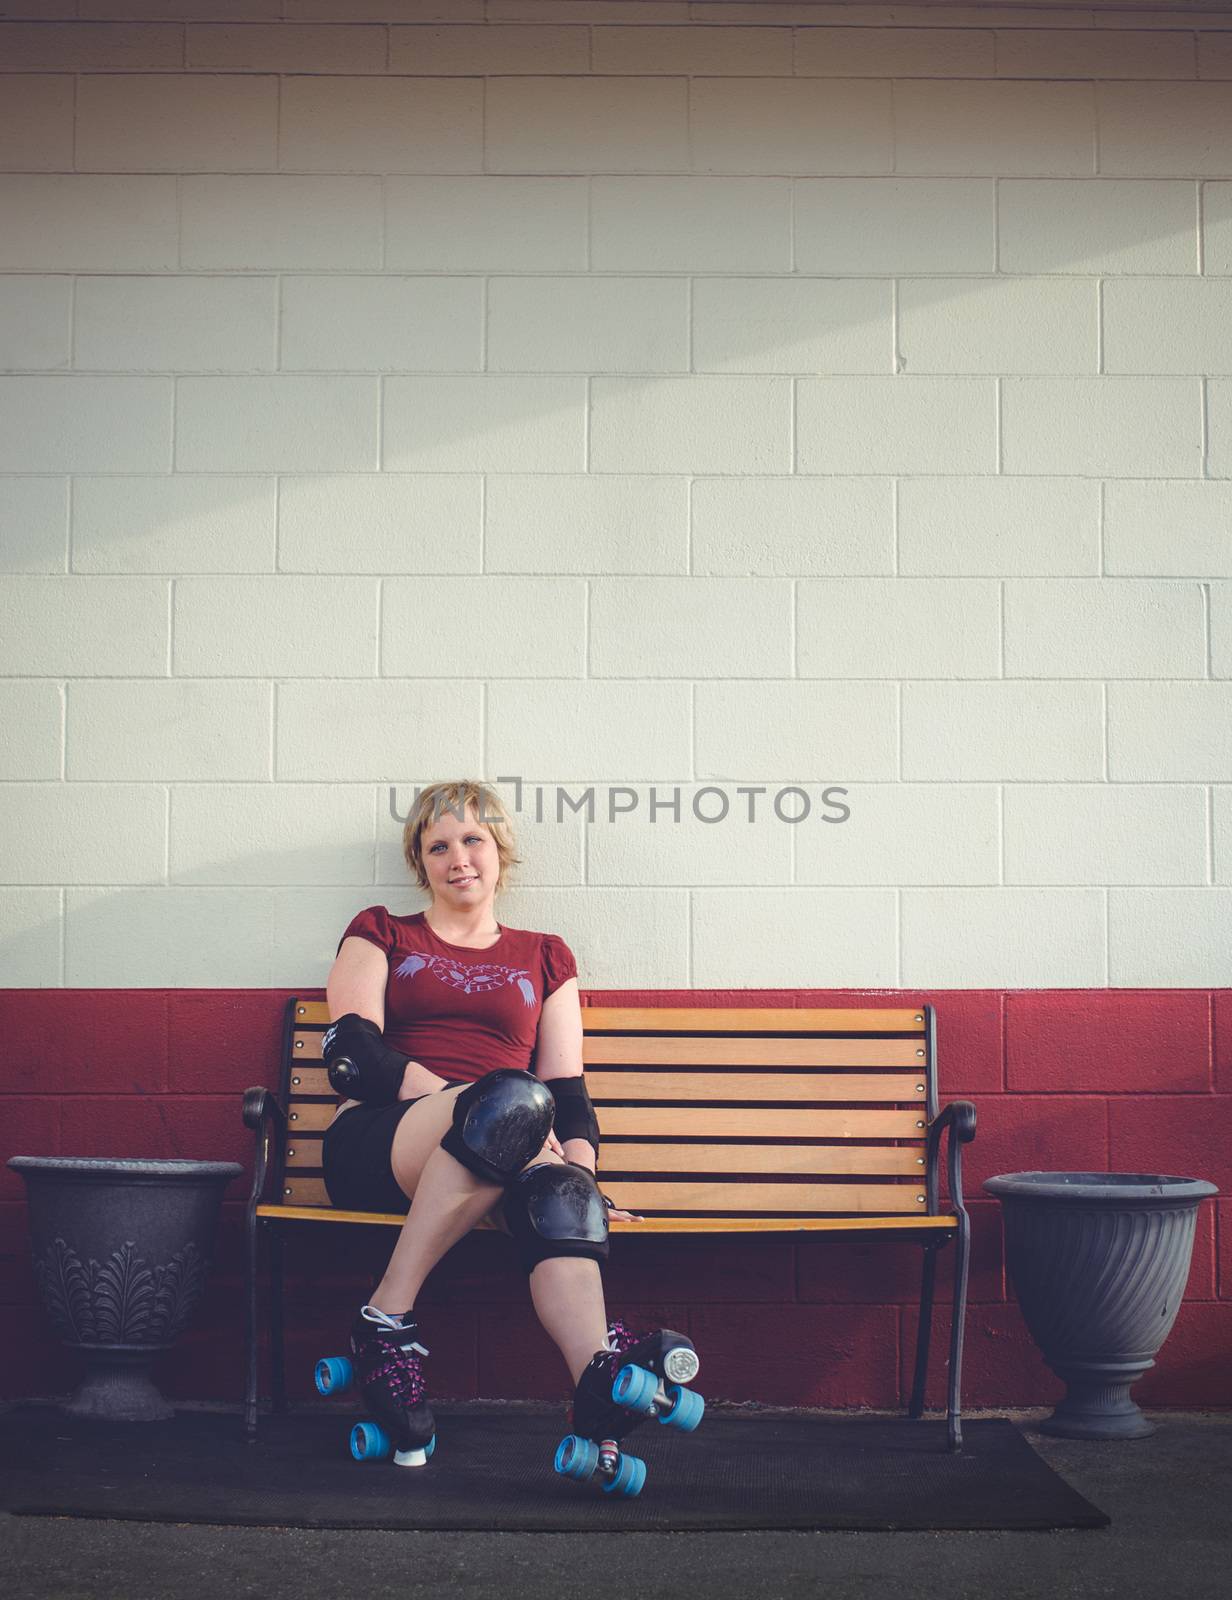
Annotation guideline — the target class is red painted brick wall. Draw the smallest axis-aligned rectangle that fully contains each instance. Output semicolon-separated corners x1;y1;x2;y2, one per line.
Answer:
2;988;1229;1411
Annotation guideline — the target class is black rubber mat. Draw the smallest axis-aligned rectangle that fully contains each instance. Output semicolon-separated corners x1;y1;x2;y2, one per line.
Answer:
0;1404;1109;1532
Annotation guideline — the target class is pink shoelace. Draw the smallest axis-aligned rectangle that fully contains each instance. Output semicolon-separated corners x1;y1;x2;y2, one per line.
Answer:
604;1318;645;1357
358;1311;430;1408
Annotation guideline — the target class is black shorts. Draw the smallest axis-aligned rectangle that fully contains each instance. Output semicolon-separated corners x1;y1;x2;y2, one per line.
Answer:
321;1098;429;1215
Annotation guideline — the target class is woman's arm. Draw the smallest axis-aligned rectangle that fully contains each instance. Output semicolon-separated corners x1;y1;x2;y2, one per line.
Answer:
535;977;639;1216
327;936;450;1099
534;978;593;1164
397;1061;453;1100
561;1137;596;1173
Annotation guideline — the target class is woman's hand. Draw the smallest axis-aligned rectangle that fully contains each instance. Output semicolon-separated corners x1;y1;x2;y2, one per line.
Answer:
557;1145;642;1222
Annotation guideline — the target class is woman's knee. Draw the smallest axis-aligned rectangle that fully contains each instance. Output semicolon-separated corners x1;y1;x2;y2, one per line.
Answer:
501;1159;609;1273
439;1070;554;1186
521;1145;565;1174
388;1084;468;1197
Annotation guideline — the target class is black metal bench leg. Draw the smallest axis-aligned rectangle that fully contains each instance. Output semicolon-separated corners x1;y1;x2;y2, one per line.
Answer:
244;1210;260;1443
947;1210;972;1453
270;1224;287;1415
908;1240;939;1419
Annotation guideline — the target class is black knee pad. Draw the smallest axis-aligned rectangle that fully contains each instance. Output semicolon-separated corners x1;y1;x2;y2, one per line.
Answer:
322;1013;410;1106
502;1161;610;1273
440;1068;555;1185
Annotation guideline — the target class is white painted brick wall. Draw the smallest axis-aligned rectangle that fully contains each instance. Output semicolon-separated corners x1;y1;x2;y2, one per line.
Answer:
2;0;1231;988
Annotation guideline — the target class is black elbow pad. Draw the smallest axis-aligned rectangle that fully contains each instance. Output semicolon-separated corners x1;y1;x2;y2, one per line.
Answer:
544;1075;600;1157
322;1014;410;1106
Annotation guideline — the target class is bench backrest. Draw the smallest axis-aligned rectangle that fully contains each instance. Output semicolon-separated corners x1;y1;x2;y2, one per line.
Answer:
272;999;941;1220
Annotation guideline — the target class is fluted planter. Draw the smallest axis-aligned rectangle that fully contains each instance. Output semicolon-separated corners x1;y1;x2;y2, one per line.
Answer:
8;1156;241;1422
983;1171;1218;1440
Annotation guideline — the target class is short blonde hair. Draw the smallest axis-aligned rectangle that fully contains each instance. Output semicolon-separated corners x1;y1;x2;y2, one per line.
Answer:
403;779;522;897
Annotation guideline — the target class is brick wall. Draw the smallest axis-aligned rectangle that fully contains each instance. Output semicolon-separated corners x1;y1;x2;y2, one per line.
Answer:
2;985;1228;1409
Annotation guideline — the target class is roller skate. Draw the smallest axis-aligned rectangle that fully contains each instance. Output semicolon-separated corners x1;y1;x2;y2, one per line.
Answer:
313;1304;436;1467
554;1319;704;1498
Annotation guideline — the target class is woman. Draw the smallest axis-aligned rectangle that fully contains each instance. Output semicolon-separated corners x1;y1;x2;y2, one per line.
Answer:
321;778;688;1471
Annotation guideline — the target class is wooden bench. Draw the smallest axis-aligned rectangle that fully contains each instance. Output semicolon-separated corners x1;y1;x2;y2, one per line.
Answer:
242;999;976;1450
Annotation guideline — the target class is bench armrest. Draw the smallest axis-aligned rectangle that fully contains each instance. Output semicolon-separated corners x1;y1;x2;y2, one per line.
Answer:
926;1099;977;1216
241;1086;286;1211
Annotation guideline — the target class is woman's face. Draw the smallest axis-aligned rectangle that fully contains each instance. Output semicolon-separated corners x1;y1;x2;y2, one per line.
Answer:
420;805;500;910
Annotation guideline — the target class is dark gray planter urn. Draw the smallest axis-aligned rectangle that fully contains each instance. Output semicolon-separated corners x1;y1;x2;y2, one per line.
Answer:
8;1156;241;1422
983;1171;1218;1440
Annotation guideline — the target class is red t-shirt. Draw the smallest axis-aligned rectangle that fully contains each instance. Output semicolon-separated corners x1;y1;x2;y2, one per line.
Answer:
335;905;578;1085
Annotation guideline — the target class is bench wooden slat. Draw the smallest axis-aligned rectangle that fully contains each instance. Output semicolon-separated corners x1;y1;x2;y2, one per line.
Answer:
600;1144;925;1176
291;1030;921;1068
601;1180;927;1214
279;1175;929;1213
584;1006;926;1032
599;1106;927;1138
606;1214;955;1233
281;1177;333;1205
293;1032;927;1068
256;1202;956;1234
287;1103;931;1137
584;1037;927;1067
283;1140;928;1176
285;1067;929;1105
587;1071;926;1103
291;1001;927;1033
286;1067;332;1096
285;1097;336;1127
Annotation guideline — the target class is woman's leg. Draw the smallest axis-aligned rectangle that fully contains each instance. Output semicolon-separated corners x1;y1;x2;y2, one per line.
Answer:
529;1254;610;1386
368;1093;609;1383
489;1151;611;1386
368;1085;503;1314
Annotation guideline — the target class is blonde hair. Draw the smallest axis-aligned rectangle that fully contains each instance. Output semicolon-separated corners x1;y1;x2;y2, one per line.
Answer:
403;779;522;898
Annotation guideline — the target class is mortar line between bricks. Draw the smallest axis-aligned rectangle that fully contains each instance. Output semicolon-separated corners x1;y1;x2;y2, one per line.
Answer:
1207;989;1216;1091
1197;180;1206;275
999;990;1008;1092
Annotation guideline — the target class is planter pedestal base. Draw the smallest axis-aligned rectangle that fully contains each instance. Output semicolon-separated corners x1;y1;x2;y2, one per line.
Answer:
1040;1360;1157;1440
62;1342;178;1423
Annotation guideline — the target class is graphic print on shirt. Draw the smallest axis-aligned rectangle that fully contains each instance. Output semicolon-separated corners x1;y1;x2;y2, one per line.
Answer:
393;950;537;1007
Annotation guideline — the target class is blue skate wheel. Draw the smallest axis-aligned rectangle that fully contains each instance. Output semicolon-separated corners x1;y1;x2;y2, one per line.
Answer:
602;1451;646;1498
426;1432;436;1460
350;1421;392;1462
554;1434;599;1482
315;1356;354;1396
612;1362;658;1416
660;1384;704;1432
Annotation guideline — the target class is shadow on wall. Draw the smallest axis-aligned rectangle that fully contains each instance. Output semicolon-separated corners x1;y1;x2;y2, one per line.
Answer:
1;28;1230;991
